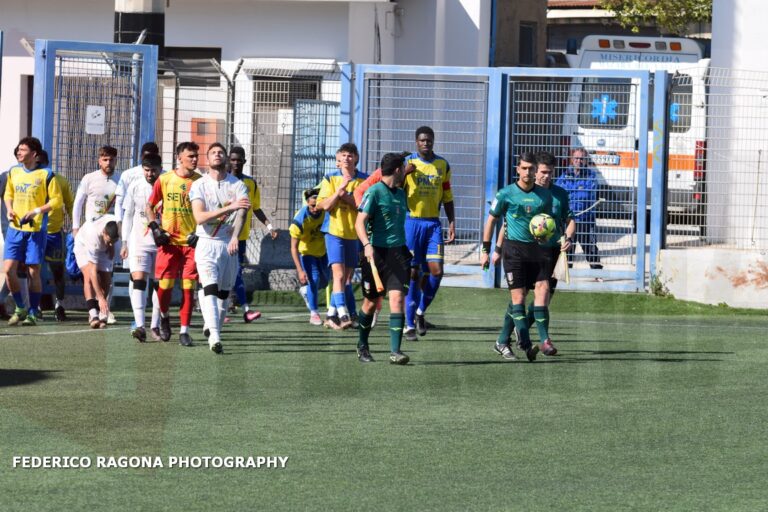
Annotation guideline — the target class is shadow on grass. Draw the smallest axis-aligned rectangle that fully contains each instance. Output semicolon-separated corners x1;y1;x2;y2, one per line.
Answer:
0;369;57;387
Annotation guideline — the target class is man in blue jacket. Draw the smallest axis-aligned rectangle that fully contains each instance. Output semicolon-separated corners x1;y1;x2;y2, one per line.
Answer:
554;148;602;270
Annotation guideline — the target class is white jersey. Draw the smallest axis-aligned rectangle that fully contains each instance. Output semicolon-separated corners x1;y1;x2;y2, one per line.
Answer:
73;169;121;229
188;173;248;242
121;178;157;252
74;214;117;263
114;164;143;223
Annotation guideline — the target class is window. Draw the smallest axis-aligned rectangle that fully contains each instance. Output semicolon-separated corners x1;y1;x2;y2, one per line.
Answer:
669;74;693;133
519;22;537;66
578;77;632;129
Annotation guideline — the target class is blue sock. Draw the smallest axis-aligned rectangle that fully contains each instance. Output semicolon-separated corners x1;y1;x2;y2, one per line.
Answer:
405;278;420;328
418;274;442;313
29;291;41;312
234;267;247;307
344;284;357;317
331;292;346;315
12;291;24;309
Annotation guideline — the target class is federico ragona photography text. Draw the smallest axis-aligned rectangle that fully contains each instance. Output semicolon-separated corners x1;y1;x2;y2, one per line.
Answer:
11;455;289;470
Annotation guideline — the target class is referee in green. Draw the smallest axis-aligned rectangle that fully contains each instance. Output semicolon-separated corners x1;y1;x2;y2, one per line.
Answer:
354;152;412;364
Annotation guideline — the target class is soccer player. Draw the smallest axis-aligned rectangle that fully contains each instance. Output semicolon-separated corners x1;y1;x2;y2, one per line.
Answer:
190;143;250;354
145;141;202;346
72;145;122;324
316;143;368;330
74;215;120;328
289;187;328;325
354;152;412;365
228;146;278;323
114;142;160;224
3;137;63;326
38;150;74;322
493;152;575;356
480;152;553;362
120;153;164;342
403;126;456;341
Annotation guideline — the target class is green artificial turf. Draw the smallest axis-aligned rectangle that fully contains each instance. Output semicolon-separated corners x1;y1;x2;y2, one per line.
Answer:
0;288;766;511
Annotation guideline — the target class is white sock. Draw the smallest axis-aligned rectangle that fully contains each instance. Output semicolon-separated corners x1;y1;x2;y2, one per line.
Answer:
337;306;349;318
179;325;189;334
130;286;147;328
416;307;424;316
217;297;229;333
150;288;160;328
327;306;337;317
89;307;98;319
243;304;250;312
201;293;219;339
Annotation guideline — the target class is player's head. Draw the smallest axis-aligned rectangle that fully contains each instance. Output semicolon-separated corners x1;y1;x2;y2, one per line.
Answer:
380;152;406;185
16;137;42;167
571;147;589;171
336;143;359;171
142;153;162;184
207;142;227;171
37;149;50;169
140;142;160;158
415;126;435;158
516;152;537;186
304;187;320;213
535;151;556;188
98;145;118;173
175;141;200;172
102;221;120;246
228;146;246;175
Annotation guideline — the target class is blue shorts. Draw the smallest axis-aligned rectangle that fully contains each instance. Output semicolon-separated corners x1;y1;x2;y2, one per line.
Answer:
45;231;66;263
4;227;47;265
324;234;360;267
405;217;444;269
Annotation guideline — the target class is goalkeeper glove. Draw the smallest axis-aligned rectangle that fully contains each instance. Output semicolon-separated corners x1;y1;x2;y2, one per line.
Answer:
186;232;199;248
148;221;170;246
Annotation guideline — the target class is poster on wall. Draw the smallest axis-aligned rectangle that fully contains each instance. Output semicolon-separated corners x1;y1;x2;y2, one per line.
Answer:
85;105;106;135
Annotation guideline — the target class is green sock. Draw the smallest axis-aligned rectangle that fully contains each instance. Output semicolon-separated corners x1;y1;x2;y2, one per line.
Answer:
511;303;531;347
357;311;374;349
389;313;405;353
533;306;550;342
526;300;535;329
497;302;516;346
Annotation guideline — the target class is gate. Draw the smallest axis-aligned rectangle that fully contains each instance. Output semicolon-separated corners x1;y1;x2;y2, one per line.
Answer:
32;40;157;191
291;100;340;213
503;68;651;292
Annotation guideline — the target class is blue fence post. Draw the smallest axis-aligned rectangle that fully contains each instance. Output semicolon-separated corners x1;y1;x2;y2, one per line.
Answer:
32;39;57;149
340;62;353;143
634;71;651;291
483;68;504;288
650;70;669;278
139;43;158;159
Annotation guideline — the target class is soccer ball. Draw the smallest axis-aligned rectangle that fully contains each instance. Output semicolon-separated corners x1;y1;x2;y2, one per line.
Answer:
529;213;556;242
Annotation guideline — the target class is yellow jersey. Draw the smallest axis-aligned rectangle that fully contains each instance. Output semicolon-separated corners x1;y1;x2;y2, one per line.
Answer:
148;170;201;246
317;169;369;240
237;174;262;241
289;205;326;257
404;153;453;219
4;165;63;233
47;174;75;234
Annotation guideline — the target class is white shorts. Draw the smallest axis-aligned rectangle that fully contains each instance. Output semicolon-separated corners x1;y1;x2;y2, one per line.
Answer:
75;245;114;273
128;247;157;275
194;238;239;291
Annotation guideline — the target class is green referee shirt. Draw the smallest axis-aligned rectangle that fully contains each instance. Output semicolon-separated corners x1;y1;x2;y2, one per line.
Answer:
489;183;553;243
542;183;573;248
359;181;407;248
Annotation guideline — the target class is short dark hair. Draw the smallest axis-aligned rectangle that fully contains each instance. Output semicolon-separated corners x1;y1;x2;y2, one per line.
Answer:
207;142;226;155
142;153;162;169
229;146;246;159
104;221;120;243
18;137;43;155
176;141;199;156
380;152;405;177
337;142;359;156
519;152;537;165
535;151;556;168
303;187;320;201
140;142;159;156
98;145;118;158
37;150;50;168
415;126;434;139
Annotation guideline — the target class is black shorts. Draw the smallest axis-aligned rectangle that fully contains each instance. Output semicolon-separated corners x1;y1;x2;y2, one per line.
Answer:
502;239;550;290
540;245;560;291
360;245;412;300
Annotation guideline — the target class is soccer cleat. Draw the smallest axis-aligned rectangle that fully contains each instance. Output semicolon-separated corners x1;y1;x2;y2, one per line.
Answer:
210;342;223;354
339;315;353;330
493;343;517;361
179;333;193;347
525;344;539;363
357;346;375;363
159;316;172;342
150;327;162;341
54;305;67;322
8;308;27;326
131;326;147;343
99;320;108;329
324;315;340;330
22;313;39;326
404;327;417;341
89;317;101;329
415;313;427;336
243;310;261;323
107;312;117;325
541;339;558;356
309;312;323;326
389;351;410;365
